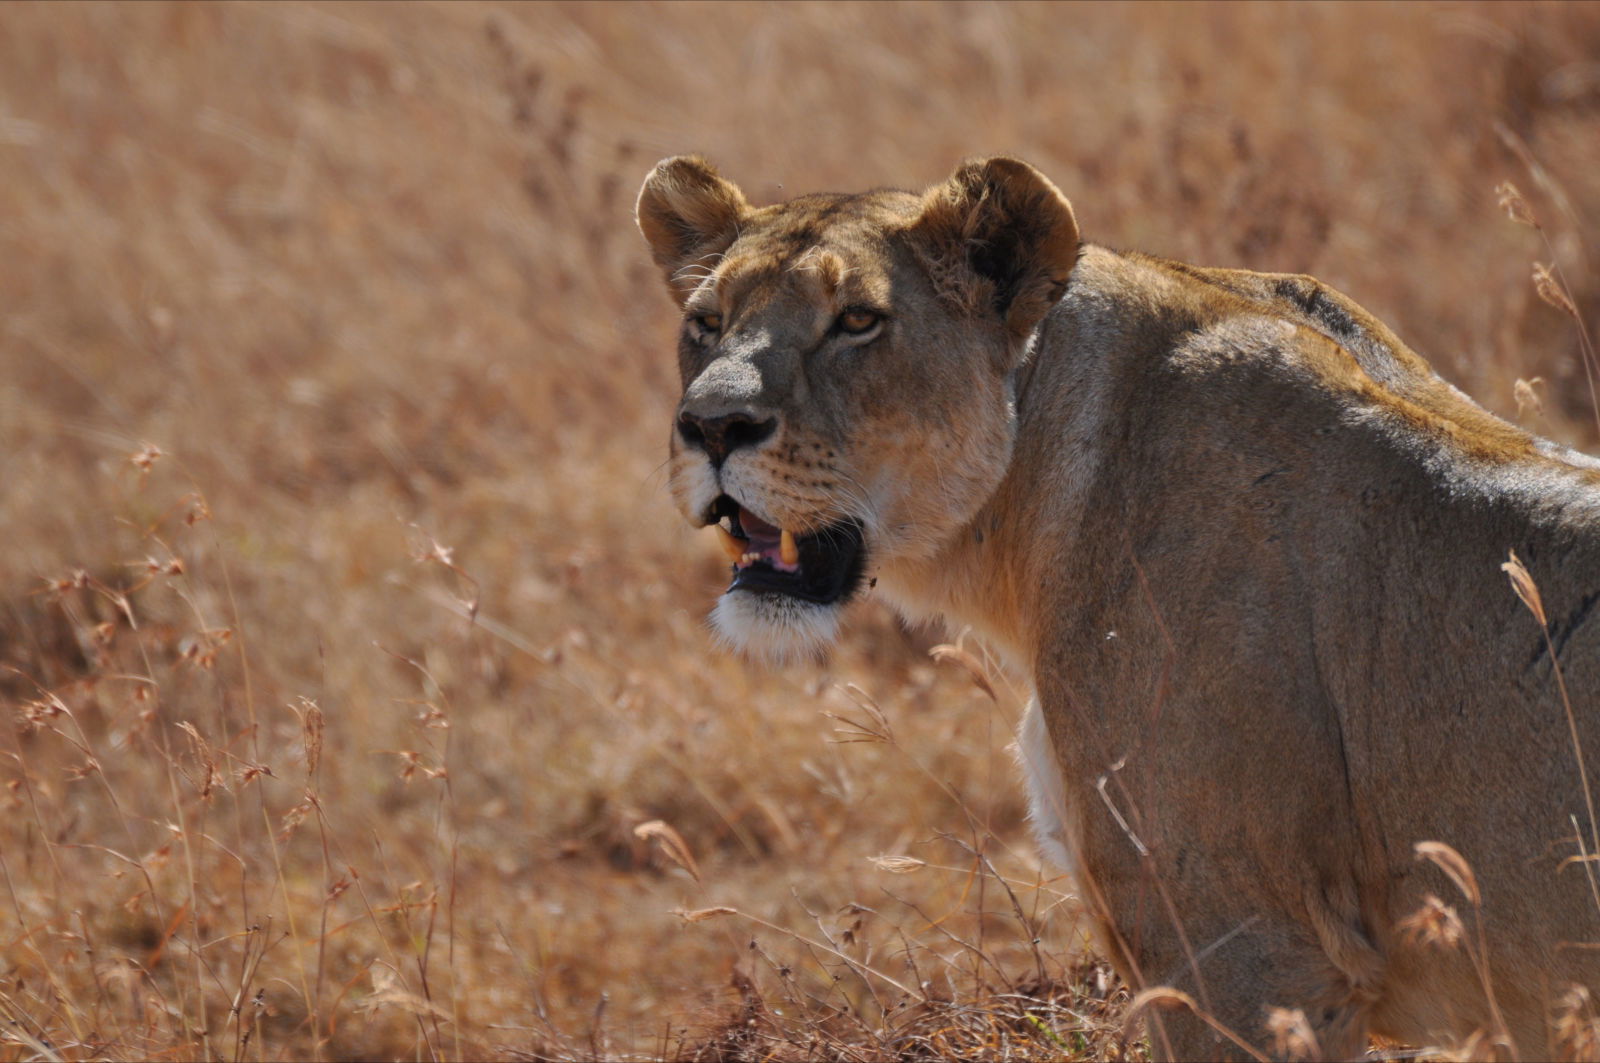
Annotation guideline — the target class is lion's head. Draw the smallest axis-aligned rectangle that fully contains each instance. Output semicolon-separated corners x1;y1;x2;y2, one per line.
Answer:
637;157;1079;660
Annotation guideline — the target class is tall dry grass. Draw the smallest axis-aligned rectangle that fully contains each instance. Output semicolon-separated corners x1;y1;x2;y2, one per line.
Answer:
1;2;1598;1059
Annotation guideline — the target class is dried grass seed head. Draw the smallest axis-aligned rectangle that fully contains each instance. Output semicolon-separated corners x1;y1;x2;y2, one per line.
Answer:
1502;550;1548;628
1494;180;1538;229
1398;893;1465;950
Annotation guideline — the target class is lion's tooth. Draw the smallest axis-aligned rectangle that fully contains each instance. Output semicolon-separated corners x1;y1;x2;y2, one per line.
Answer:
780;528;799;566
714;524;744;561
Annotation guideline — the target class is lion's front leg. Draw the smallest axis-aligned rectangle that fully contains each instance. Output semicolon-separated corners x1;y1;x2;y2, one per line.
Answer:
1073;843;1380;1061
1024;683;1385;1061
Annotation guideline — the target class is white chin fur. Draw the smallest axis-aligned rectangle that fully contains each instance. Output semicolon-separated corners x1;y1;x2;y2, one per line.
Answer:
711;590;840;664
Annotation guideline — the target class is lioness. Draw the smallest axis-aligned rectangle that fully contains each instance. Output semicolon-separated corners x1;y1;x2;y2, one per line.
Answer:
637;155;1600;1059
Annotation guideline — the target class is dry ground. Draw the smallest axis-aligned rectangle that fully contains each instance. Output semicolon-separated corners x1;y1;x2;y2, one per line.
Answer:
2;2;1599;1059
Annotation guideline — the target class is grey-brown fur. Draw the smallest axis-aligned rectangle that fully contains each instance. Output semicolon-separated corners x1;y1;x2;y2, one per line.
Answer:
638;155;1600;1059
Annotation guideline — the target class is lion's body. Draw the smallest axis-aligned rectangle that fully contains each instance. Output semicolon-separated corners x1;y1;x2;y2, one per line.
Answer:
638;156;1600;1058
902;245;1600;1056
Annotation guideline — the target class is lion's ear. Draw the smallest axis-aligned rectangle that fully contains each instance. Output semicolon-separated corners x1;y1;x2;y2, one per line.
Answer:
911;157;1080;344
636;156;750;306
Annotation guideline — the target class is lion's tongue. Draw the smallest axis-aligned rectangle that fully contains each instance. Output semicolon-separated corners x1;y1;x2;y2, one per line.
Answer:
737;507;800;573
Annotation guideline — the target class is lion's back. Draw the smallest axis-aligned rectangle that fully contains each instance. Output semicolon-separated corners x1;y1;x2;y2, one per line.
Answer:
1046;245;1600;1036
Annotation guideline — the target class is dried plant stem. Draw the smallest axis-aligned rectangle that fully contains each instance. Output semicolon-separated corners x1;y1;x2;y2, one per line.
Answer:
679;905;928;1002
1534;246;1600;442
1496;170;1600;440
1505;552;1600;892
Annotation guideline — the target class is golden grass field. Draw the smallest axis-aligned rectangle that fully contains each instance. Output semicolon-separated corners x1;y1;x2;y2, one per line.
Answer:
3;2;1600;1059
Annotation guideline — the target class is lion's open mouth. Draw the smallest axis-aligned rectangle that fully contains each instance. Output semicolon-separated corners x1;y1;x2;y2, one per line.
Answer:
705;494;866;605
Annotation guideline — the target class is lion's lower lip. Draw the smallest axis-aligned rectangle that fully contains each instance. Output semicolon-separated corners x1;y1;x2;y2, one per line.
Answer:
706;495;867;605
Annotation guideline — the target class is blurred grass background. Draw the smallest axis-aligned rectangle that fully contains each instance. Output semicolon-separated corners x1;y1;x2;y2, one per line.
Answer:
1;2;1598;1058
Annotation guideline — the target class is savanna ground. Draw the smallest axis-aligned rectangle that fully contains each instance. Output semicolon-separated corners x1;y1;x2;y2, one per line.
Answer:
2;2;1600;1059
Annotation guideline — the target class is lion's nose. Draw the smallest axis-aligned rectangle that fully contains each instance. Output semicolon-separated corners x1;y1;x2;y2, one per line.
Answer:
677;408;778;467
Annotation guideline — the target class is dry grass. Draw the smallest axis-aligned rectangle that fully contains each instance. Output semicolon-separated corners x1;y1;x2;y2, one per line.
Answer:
1;2;1599;1059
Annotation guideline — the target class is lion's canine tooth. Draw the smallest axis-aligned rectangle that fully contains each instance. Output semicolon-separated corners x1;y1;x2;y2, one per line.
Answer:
780;529;799;566
714;524;744;561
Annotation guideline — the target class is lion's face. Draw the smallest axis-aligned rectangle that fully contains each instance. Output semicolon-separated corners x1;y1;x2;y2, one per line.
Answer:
637;157;1078;660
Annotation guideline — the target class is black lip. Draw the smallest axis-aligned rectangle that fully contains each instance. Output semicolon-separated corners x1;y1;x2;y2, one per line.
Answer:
707;495;867;606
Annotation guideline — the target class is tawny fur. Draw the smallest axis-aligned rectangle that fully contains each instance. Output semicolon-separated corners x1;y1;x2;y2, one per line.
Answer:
639;155;1600;1060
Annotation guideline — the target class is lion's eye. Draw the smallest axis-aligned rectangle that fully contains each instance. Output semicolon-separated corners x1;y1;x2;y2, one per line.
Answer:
689;313;722;340
837;308;883;335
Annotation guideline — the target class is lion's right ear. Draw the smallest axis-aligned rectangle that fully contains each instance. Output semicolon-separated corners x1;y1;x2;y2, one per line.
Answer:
636;156;750;306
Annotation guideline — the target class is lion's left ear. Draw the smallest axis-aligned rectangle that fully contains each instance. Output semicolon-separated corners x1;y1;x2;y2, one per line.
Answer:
911;157;1080;345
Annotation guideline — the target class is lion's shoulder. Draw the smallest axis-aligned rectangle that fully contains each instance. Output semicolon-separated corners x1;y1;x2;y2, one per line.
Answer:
1058;246;1541;467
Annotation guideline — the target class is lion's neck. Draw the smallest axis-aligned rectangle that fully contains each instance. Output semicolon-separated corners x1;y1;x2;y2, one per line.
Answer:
874;542;1037;672
873;278;1121;674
